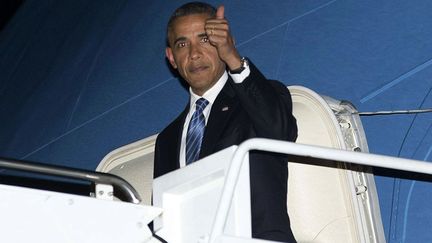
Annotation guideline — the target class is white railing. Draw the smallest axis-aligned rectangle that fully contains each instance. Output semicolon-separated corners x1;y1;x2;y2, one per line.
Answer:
208;138;432;242
0;157;142;204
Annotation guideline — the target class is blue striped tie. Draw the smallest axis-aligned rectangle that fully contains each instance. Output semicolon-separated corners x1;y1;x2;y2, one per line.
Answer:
186;98;209;165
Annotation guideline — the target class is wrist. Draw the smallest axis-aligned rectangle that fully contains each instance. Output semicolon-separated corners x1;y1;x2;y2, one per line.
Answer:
229;57;247;74
225;52;242;71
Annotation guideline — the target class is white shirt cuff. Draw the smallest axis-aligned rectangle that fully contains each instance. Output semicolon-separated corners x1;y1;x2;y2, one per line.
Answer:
229;63;251;83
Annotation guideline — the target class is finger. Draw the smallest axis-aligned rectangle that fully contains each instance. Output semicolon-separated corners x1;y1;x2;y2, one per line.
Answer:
205;20;229;35
206;18;228;24
208;29;227;39
205;19;228;28
205;25;228;35
208;30;231;46
216;5;225;19
208;34;226;47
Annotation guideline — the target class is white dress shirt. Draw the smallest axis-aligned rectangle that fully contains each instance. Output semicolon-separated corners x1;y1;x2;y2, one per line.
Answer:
179;64;251;167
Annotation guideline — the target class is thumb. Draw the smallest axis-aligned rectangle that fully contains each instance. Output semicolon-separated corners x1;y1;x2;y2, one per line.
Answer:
216;5;225;19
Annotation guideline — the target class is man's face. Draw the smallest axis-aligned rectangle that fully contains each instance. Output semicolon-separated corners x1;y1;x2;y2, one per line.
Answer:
166;14;226;96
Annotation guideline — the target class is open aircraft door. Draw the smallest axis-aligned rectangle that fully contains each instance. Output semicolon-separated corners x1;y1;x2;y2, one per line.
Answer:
97;86;386;243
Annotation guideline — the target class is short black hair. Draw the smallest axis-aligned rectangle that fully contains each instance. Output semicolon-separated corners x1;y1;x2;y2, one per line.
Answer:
166;2;216;46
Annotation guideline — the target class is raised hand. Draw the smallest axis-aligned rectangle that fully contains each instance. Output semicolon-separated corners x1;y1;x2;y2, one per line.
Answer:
205;5;242;71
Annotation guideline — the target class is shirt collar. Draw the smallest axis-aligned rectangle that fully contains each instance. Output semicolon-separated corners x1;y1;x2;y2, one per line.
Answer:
189;71;228;108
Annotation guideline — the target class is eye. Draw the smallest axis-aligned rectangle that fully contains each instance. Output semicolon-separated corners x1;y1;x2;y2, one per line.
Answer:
176;42;187;48
201;36;209;43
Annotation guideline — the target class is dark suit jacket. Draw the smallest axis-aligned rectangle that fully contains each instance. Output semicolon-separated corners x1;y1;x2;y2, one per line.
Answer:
154;61;297;242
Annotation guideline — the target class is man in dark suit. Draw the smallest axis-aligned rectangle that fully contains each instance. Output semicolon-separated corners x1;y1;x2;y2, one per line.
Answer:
154;2;297;242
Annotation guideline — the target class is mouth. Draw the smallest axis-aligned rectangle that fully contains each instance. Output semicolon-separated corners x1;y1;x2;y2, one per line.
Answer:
188;65;209;74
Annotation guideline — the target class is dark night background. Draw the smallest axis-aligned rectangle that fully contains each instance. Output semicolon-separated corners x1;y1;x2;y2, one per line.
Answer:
1;1;432;242
0;0;24;32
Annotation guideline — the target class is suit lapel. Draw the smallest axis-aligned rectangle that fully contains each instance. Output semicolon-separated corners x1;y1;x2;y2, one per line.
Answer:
173;106;189;168
200;80;237;158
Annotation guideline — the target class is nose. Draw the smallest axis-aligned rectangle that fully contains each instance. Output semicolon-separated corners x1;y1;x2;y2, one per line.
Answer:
189;43;202;60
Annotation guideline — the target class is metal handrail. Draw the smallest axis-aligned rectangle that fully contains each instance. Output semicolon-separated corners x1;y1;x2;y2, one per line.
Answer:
0;157;142;204
208;138;432;242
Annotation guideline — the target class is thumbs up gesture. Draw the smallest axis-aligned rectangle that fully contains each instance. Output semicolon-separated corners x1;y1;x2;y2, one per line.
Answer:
205;5;242;71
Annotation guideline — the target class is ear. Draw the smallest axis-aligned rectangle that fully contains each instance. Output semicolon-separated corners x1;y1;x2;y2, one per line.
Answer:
165;47;177;69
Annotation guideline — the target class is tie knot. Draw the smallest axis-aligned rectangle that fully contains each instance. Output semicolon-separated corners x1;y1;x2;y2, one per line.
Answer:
195;98;209;112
